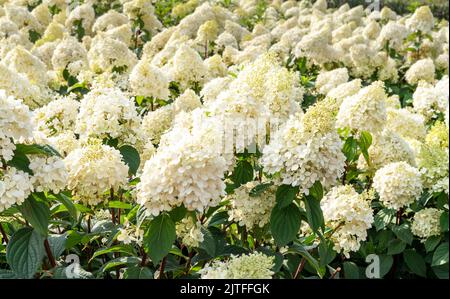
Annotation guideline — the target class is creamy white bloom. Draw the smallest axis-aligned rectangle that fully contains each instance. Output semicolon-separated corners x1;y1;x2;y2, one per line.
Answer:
64;140;129;206
129;60;170;100
373;162;423;210
29;155;68;193
0;167;33;212
315;68;349;95
321;185;374;257
411;208;443;239
200;252;274;279
405;58;435;85
336;81;387;134
176;217;204;248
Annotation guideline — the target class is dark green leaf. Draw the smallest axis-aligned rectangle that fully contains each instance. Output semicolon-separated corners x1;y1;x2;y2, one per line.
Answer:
309;181;323;200
123;266;153;279
54;193;77;220
387;239;406;255
6;227;45;278
90;244;135;262
169;206;187;223
343;261;360;279
432;243;449;267
392;223;413;245
270;203;301;246
275;185;298;208
318;238;336;267
404;250;426;277
249;182;273;197
440;211;448;232
342;137;358;161
18;195;50;237
304;195;324;233
232;160;253;186
144;213;176;264
424;236;441;253
374;209;395;231
119;145;140;176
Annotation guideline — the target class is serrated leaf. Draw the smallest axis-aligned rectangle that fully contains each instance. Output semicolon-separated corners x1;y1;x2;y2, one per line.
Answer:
232;160;253;186
309;181;323;200
392;223;413;245
6;227;45;278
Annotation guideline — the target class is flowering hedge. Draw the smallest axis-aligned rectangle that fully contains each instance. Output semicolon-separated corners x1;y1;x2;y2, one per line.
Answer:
0;0;448;280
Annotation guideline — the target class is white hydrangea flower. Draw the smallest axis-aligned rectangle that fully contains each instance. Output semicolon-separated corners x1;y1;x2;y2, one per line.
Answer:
406;6;434;33
173;89;202;113
171;44;208;90
64;139;129;206
175;217;204;248
137;110;229;216
0;167;33;212
315;68;349;95
386;108;427;140
321;185;374;257
88;36;137;73
226;181;277;230
140;105;175;145
129;59;170;100
336;81;387;134
373;162;423;210
33;95;79;137
29;155;68;193
405;58;435;85
411;208;443;240
200;252;274;279
75;87;140;144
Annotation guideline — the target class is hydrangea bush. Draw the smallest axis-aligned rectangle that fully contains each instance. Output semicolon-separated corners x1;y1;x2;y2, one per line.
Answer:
0;0;448;280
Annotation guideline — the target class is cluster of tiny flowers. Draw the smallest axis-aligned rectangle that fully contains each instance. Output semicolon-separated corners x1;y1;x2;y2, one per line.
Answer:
29;155;68;193
373;162;423;210
411;208;444;240
64;139;129;206
175;217;204;248
117;220;144;246
75;87;140;144
262;100;345;194
0;167;34;212
200;252;274;279
226;181;277;230
321;185;374;257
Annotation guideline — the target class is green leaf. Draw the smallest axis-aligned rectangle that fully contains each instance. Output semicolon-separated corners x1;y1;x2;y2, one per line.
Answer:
343;261;360;279
48;234;67;259
0;269;17;279
440;211;448;232
424;236;441;253
309;181;323;200
6;227;45;278
7;150;32;175
14;144;61;157
392;223;413;245
287;244;323;278
17;195;50;237
207;211;229;227
100;256;141;273
123;266;153;279
270;203;301;246
169;206;187;223
108;201;133;209
275;185;299;208
304;195;324;233
318;238;336;267
144;213;176;264
432;243;449;267
28;29;41;43
387;239;406;255
342;137;358;161
374;209;395;231
379;255;394;278
54;193;77;220
90;244;135;262
199;227;216;257
358;131;372;165
432;264;449;279
119;145;140;176
232;160;253;186
404;250;426;277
